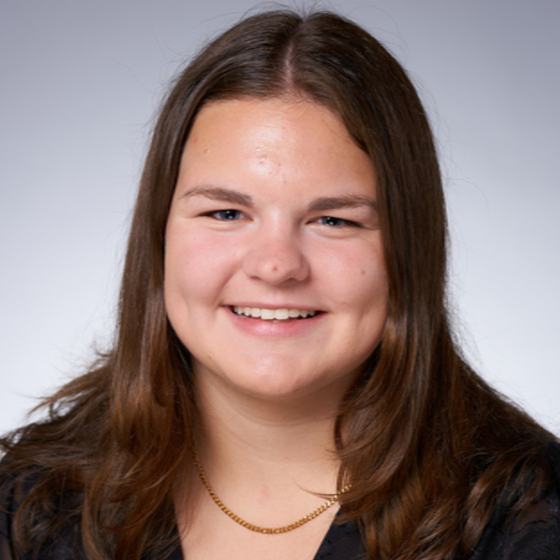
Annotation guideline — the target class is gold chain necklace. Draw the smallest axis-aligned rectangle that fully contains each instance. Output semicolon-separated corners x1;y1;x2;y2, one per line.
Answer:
192;451;352;534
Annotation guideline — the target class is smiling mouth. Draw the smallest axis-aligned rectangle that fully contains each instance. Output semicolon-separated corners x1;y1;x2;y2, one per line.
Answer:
231;306;318;321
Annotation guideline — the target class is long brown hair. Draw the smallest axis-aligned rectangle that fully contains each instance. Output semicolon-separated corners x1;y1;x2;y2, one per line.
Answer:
1;9;554;560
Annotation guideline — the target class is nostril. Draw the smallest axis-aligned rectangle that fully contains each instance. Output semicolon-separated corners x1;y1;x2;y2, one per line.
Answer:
242;244;310;285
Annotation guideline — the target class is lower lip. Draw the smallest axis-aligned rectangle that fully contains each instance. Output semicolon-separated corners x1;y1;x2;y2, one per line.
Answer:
225;307;323;337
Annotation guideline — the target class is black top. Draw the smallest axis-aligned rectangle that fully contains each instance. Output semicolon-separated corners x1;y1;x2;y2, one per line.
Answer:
2;442;560;559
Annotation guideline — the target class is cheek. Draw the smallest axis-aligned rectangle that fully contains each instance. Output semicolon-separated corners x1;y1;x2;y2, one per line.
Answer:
164;230;231;309
319;242;388;310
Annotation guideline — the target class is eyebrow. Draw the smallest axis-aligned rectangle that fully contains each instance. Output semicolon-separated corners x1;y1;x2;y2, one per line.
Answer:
180;186;376;212
307;196;377;212
180;186;253;207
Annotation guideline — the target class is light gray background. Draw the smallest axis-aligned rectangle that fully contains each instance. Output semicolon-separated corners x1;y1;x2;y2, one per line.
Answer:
1;0;559;435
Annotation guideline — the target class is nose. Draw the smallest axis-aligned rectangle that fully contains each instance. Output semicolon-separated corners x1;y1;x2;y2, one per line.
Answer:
242;226;310;286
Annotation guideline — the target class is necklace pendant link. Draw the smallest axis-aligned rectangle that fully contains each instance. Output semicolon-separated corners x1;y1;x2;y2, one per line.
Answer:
192;450;352;534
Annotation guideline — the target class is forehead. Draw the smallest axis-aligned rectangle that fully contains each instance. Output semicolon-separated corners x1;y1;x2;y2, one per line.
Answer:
189;97;353;147
178;97;376;199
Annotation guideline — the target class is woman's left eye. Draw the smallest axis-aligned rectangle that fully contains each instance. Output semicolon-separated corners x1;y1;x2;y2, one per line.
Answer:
211;209;243;221
317;216;358;227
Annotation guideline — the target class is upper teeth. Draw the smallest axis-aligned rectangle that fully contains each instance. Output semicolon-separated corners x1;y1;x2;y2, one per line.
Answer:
232;306;317;320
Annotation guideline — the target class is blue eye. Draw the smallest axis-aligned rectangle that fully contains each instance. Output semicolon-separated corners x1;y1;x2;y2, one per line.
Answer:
319;216;355;227
213;209;243;221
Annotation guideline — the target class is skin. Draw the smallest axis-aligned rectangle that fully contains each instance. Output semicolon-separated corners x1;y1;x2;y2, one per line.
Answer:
165;97;388;559
165;97;388;409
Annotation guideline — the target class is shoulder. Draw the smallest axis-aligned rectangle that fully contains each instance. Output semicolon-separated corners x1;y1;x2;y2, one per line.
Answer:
0;461;35;539
0;461;31;560
0;460;86;560
471;441;560;560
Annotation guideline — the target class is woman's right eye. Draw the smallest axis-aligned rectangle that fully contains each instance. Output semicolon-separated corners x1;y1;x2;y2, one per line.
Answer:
209;209;243;221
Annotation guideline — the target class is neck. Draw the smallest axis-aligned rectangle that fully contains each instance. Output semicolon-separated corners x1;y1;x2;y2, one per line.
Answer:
193;372;345;496
175;370;350;539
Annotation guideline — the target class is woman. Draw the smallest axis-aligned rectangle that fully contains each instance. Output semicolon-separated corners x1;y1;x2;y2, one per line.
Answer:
1;9;558;560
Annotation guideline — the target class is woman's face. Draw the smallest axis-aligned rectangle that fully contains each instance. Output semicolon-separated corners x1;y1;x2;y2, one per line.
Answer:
164;97;388;405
